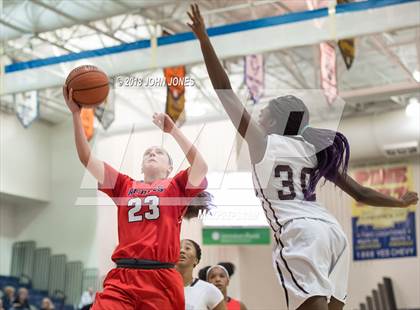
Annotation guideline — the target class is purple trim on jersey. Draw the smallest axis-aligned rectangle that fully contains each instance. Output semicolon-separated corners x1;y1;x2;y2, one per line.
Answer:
276;229;309;295
276;261;290;309
253;165;309;296
252;165;282;232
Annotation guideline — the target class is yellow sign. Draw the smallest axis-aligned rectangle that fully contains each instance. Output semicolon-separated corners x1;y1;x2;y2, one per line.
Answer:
351;164;415;228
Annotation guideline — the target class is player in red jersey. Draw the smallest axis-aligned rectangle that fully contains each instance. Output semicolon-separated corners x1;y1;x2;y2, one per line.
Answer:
63;86;208;310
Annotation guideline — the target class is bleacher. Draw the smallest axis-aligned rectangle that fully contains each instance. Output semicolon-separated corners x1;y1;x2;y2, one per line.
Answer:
1;240;100;310
0;275;70;309
358;277;420;310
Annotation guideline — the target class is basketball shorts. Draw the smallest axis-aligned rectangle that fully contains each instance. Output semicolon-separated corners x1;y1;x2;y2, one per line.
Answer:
272;217;350;310
91;267;184;310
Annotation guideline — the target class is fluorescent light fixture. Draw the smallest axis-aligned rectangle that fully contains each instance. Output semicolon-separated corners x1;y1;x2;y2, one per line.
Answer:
413;70;420;82
405;97;419;118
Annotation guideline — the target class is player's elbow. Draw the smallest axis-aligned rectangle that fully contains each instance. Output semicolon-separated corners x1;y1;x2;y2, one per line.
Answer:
78;152;90;168
198;162;208;178
189;162;208;186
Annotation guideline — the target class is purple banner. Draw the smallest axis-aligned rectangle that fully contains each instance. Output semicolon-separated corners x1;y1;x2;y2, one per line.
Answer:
245;54;264;103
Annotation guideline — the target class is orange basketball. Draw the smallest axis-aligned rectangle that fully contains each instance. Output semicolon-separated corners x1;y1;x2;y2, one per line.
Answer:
65;65;109;107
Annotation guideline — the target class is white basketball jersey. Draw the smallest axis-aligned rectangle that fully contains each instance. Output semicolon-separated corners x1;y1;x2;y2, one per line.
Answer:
252;134;339;227
185;279;224;310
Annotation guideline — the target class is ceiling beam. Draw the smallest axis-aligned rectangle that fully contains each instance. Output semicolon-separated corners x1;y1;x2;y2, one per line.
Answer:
0;18;75;53
340;82;420;104
30;0;126;44
369;34;417;83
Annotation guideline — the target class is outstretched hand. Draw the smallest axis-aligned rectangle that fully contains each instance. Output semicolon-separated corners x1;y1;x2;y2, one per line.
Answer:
153;113;177;134
62;85;81;114
400;191;418;207
187;4;207;41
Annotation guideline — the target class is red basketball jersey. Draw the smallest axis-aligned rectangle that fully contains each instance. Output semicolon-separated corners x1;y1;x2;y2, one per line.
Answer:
98;163;207;264
227;298;241;310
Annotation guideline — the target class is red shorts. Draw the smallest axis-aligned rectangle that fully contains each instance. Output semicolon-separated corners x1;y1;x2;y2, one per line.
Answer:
91;267;184;310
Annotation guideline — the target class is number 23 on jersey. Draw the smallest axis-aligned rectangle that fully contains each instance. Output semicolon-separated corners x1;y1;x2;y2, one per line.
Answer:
127;196;160;222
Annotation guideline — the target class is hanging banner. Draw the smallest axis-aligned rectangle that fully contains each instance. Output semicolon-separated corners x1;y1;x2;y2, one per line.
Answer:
95;79;115;130
163;66;186;125
81;108;94;141
320;42;337;104
15;90;39;128
351;164;417;261
337;0;355;70
338;38;355;70
244;54;264;103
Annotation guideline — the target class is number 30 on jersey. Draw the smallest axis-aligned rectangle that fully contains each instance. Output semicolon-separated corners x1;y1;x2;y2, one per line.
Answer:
127;196;160;222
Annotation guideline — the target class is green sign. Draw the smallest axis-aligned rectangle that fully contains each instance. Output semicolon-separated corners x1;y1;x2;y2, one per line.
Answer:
203;227;271;245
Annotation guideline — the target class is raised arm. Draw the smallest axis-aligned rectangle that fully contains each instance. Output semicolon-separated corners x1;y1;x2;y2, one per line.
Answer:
334;172;418;207
152;113;207;186
187;4;266;163
63;86;105;184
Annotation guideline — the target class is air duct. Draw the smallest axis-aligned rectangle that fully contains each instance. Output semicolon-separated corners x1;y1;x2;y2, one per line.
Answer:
321;108;419;161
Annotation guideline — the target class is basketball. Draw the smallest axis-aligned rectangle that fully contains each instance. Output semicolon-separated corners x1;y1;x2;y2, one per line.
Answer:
65;65;109;107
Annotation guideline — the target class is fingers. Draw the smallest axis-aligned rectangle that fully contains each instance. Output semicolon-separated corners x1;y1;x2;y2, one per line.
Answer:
152;118;161;128
152;113;164;128
193;3;201;19
195;3;201;16
187;11;194;22
409;192;419;204
69;88;74;102
153;112;164;119
189;4;200;23
190;4;196;16
406;192;418;200
402;192;419;206
187;3;205;33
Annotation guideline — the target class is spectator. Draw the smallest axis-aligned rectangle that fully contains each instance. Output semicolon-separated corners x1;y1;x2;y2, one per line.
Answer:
1;286;15;310
9;287;37;310
78;287;94;310
40;298;54;310
200;263;248;310
176;239;225;310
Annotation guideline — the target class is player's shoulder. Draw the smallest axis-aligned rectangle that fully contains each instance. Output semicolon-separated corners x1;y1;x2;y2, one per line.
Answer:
268;134;315;154
268;133;304;145
196;280;221;293
167;168;190;188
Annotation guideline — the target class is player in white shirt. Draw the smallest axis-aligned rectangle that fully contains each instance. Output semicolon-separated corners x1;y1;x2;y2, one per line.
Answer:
199;263;248;310
177;239;226;310
187;4;419;310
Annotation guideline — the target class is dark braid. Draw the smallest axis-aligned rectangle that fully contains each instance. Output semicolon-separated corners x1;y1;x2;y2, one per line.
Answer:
198;266;211;280
184;191;215;219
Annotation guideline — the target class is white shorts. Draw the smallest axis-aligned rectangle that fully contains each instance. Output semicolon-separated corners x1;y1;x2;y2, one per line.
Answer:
272;217;350;310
